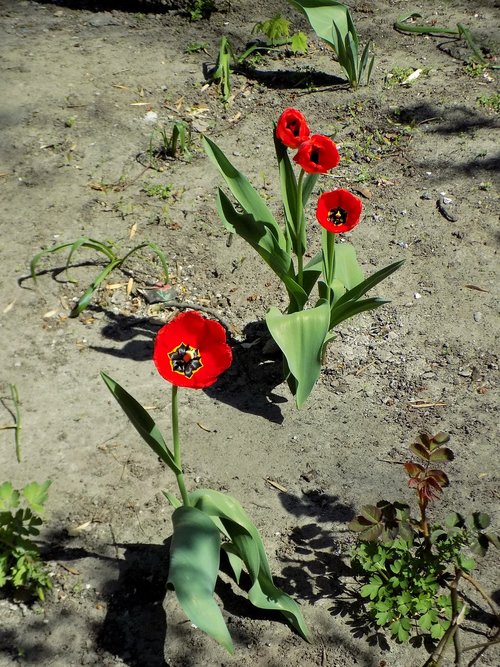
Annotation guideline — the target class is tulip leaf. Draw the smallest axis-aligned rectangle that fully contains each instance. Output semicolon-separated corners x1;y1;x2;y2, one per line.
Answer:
274;131;300;254
334;259;404;308
329;296;389;329
266;300;331;408
286;0;351;53
331;243;364;291
168;506;234;654
216;189;307;310
101;372;181;475
188;488;311;642
203;135;286;249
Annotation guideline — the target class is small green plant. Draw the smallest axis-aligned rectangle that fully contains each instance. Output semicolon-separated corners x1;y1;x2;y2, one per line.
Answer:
287;1;374;87
64;115;77;128
252;15;308;52
209;22;307;103
0;480;52;601
148;121;192;166
350;432;499;664
30;237;169;317
185;41;208;54
143;183;174;200
187;0;215;21
463;58;488;78
477;92;500;112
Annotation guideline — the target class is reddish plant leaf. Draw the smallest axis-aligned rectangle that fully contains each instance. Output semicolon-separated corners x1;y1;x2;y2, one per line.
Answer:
404;462;425;478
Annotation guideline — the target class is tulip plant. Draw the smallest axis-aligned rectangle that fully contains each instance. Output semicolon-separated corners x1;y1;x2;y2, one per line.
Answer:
204;109;403;407
102;311;310;653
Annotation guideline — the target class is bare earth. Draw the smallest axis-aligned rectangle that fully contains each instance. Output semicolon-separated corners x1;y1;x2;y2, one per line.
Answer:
1;1;499;665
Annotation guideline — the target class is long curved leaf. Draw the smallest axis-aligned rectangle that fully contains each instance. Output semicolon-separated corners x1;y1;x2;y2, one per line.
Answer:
189;488;311;642
287;0;350;51
334;259;404;307
100;372;181;475
203;135;286;248
330;296;388;329
168;506;233;653
216;190;307;310
266;301;330;407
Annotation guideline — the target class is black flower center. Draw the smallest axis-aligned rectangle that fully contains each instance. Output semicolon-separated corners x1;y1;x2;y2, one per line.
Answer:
169;342;203;378
310;149;320;164
288;119;300;136
327;207;347;226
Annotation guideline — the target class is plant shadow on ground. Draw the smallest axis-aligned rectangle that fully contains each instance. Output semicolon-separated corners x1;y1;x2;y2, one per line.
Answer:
205;60;347;91
37;0;183;13
93;310;288;423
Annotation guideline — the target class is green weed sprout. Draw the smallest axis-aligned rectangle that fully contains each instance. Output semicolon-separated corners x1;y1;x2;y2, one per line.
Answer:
30;237;169;317
287;0;374;87
209;19;307;103
0;480;53;601
149;121;192;167
349;433;499;663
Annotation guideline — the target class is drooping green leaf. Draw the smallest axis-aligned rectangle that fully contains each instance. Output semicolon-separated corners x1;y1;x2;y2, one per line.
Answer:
266;301;331;407
188;488;311;642
287;0;350;52
162;490;182;509
101;372;181;475
22;481;52;515
70;260;120;317
203;135;285;246
168;505;233;653
216;190;306;310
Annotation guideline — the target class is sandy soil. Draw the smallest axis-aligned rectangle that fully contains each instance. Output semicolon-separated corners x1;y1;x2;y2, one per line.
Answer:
1;0;499;665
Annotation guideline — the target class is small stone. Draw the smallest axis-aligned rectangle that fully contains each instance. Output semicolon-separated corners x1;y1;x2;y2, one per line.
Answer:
414;292;422;299
473;311;482;322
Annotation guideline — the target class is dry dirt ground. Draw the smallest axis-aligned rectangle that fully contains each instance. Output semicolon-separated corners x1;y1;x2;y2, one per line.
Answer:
1;0;499;665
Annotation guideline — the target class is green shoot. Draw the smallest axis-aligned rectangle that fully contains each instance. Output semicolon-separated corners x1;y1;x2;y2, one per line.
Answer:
30;237;169;318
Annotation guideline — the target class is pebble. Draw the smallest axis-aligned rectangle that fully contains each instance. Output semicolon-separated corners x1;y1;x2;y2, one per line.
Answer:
473;311;482;322
414;292;422;299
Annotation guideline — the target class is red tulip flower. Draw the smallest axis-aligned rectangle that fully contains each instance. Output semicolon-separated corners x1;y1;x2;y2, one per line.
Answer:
293;135;340;174
154;311;232;389
276;108;310;149
316;189;363;233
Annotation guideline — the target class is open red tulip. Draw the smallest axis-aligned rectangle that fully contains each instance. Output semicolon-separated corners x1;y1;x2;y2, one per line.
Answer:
316;189;363;233
293;135;340;174
154;311;232;388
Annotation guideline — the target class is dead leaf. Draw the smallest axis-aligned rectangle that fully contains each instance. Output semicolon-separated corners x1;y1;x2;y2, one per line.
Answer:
265;479;288;492
464;284;489;293
197;422;213;432
129;222;138;240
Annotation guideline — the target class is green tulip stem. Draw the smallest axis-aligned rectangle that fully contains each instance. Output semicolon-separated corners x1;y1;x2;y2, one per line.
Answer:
296;169;306;286
171;385;190;507
323;227;336;304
